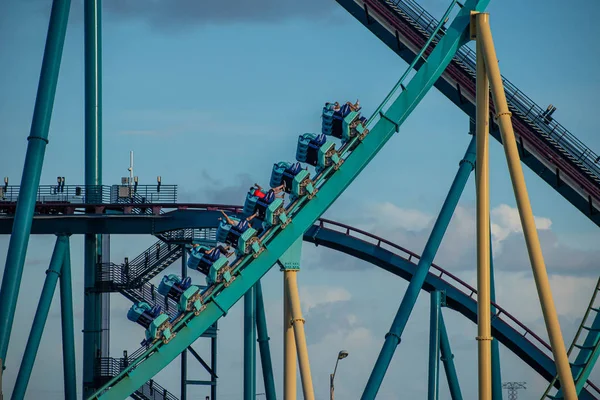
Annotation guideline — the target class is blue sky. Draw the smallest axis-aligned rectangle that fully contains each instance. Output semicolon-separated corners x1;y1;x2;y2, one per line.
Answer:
1;0;599;399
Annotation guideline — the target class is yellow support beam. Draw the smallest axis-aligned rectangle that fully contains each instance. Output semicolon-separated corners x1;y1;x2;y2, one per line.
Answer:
285;271;315;400
475;18;492;400
474;12;578;400
284;271;297;400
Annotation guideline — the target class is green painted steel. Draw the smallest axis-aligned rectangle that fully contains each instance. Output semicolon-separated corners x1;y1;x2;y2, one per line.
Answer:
12;236;68;399
60;238;77;400
0;0;71;366
244;286;256;400
439;312;463;400
90;2;487;397
255;280;277;400
181;248;188;400
83;0;103;396
428;291;441;400
489;230;503;399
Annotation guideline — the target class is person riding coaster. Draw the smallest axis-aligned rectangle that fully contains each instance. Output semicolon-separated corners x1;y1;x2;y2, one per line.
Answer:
127;301;175;346
322;100;369;142
158;274;205;316
243;183;290;230
270;161;317;202
216;210;265;258
187;243;235;286
296;132;342;173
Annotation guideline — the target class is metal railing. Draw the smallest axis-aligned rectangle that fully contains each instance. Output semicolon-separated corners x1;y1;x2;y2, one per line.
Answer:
382;0;600;188
316;218;600;395
0;184;178;204
156;227;219;244
97;240;182;289
0;185;111;204
96;358;178;400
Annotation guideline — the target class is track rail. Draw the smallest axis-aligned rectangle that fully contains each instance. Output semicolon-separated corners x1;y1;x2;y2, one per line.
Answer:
310;218;600;398
337;0;600;226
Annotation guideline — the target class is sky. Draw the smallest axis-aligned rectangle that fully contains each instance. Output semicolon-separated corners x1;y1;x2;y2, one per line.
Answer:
1;0;600;399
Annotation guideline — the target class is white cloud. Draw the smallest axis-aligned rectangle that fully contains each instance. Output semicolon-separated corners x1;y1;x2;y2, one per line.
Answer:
299;285;351;314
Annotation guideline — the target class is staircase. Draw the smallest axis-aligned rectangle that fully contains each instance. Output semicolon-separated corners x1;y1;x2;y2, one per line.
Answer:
96;357;178;400
97;240;183;292
380;0;600;190
542;277;600;398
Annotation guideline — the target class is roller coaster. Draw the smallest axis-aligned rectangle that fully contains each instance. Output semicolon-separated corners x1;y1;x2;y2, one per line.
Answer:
1;0;599;399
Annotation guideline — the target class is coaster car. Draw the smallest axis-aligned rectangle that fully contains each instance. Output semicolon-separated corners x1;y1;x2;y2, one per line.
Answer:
322;102;369;142
158;274;205;316
270;161;317;202
187;245;234;286
242;189;289;230
215;217;265;257
296;132;342;173
127;301;174;346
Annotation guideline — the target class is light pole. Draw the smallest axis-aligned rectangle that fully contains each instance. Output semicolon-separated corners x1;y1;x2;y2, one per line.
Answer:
330;350;349;400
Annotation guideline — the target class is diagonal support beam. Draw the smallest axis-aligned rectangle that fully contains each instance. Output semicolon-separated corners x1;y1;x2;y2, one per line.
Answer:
439;312;463;400
0;0;71;367
60;237;77;400
255;280;277;400
362;134;476;398
12;235;69;399
187;346;217;378
473;12;577;399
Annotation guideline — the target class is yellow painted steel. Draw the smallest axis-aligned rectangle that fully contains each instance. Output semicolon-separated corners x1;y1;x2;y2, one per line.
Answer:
475;12;578;400
284;271;297;400
285;271;316;400
475;18;493;400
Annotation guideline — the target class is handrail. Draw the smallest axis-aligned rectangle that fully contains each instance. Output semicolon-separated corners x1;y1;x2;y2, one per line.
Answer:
316;218;600;395
96;358;178;400
390;0;600;182
369;0;600;204
369;0;459;122
0;184;178;204
318;218;547;345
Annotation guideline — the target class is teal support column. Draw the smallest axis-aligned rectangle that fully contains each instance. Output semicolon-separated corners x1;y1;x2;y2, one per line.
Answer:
83;0;103;396
244;286;256;400
60;237;77;400
181;247;188;400
439;312;463;400
0;0;71;367
428;291;441;400
12;236;68;400
255;280;277;400
489;235;503;400
211;323;217;400
362;136;476;399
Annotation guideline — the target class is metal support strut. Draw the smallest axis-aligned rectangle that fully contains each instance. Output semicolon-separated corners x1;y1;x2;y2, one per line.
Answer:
473;11;577;399
284;271;296;400
83;0;103;395
362;135;476;399
244;285;256;400
12;235;68;399
475;23;492;400
0;0;71;368
60;238;77;400
428;291;441;400
439;313;463;400
285;271;315;400
256;280;277;400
